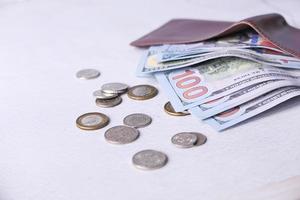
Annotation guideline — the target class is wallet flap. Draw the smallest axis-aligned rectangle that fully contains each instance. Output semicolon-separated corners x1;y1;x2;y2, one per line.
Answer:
130;13;300;58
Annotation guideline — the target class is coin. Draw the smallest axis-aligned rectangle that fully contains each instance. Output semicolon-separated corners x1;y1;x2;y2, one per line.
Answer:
76;69;100;80
95;96;122;108
194;132;207;146
132;150;168;170
171;132;198;148
127;85;158;100
93;89;118;100
104;125;139;144
123;113;152;128
76;112;109;130
164;102;190;116
101;82;128;94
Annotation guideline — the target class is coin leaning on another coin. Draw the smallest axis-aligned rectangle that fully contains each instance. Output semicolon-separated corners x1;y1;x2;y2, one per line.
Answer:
171;132;198;148
127;85;158;100
171;132;207;148
132;149;168;170
164;102;190;116
76;112;109;130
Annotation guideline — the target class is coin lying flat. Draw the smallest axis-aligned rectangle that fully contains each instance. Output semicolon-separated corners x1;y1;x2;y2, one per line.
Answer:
95;96;122;108
132;149;168;170
93;90;118;100
164;102;190;116
104;125;139;144
127;85;158;100
76;112;109;130
171;132;198;148
76;69;100;80
101;82;128;94
123;113;152;128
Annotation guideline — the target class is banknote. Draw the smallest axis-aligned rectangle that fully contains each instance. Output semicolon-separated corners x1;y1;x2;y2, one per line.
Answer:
139;47;300;75
158;30;284;60
136;45;209;76
204;87;300;131
155;57;300;112
189;79;300;119
156;48;291;63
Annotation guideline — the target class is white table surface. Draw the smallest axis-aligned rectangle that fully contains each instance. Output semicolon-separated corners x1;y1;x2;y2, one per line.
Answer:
1;0;300;199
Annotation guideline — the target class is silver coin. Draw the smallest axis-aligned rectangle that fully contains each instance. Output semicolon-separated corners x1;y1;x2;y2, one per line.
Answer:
105;125;139;144
194;132;207;146
123;113;152;128
93;89;118;100
76;69;100;79
95;96;122;107
171;132;198;148
132;150;168;170
101;82;128;94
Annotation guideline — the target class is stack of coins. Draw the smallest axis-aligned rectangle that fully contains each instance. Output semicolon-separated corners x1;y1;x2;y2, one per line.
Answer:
94;82;129;108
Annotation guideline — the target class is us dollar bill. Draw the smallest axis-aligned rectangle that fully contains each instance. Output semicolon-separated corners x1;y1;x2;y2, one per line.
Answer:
189;79;300;119
155;57;300;112
204;87;300;131
155;30;285;62
139;47;300;75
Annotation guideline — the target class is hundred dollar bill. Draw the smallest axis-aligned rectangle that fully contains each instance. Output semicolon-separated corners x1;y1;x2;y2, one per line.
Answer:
157;48;291;63
158;30;284;61
189;79;300;119
155;57;300;112
139;47;300;75
136;45;211;76
204;86;300;131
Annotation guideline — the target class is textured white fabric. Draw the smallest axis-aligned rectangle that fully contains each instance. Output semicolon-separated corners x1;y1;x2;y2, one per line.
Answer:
0;0;300;200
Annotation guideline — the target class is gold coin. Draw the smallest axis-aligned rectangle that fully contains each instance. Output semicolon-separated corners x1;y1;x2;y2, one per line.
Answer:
76;112;109;130
127;84;158;100
164;102;190;116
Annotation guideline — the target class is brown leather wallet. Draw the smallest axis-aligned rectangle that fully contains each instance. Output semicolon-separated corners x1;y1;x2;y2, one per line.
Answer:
130;13;300;58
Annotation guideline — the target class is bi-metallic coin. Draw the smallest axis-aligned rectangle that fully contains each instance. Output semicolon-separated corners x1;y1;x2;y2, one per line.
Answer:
76;112;109;130
164;102;190;116
127;84;158;100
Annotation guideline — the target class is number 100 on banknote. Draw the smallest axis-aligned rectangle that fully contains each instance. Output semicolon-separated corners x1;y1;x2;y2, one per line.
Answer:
169;69;211;102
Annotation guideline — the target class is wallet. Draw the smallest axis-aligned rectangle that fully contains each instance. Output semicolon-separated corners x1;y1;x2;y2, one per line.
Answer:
130;13;300;58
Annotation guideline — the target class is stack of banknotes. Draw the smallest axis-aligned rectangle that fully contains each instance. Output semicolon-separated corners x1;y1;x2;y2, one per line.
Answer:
136;30;300;131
